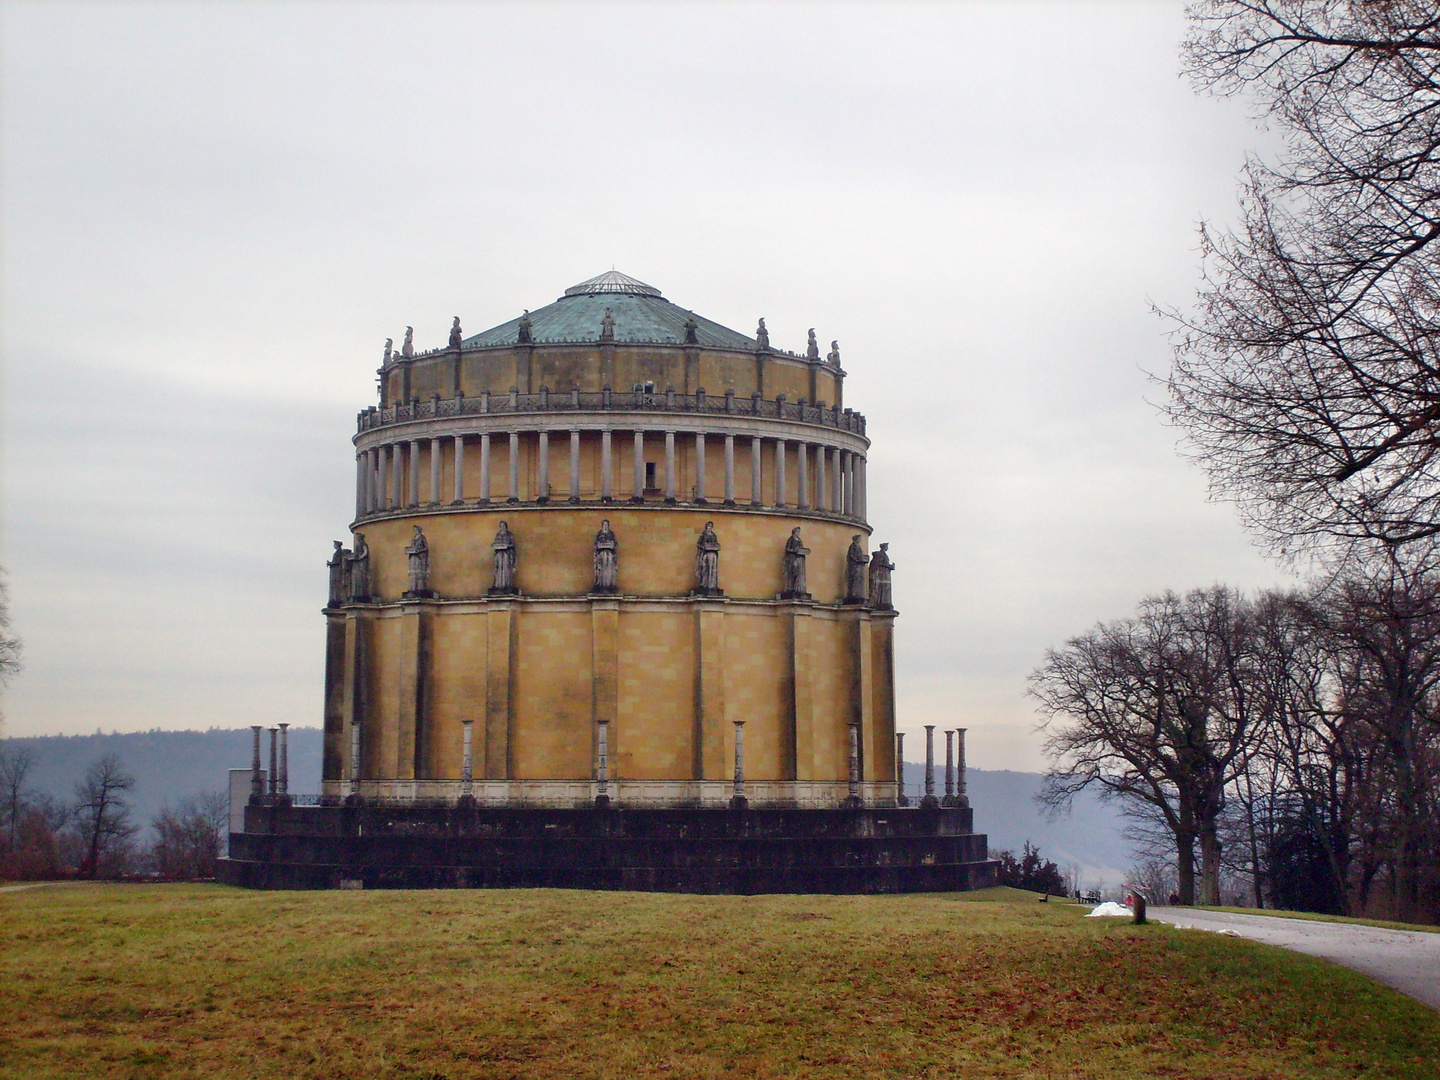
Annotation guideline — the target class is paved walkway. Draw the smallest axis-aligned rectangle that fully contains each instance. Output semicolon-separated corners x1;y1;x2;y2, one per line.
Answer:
1152;906;1440;1013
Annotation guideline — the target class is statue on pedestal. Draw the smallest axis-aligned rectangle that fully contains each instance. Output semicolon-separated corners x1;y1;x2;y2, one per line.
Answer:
868;542;894;610
490;521;517;595
404;525;431;597
382;338;393;366
827;340;841;366
844;534;869;604
695;521;721;596
755;318;769;350
517;310;533;344
347;534;371;603
401;326;414;358
593;520;618;593
449;317;463;349
781;526;811;599
327;540;350;606
600;308;615;342
683;314;699;345
806;329;820;360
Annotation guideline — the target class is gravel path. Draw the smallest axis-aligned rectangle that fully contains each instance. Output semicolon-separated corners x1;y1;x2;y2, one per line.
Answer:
1152;906;1440;1013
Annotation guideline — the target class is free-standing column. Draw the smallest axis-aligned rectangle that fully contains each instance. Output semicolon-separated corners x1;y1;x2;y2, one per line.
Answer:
832;447;843;514
349;721;361;791
354;454;365;518
750;436;762;505
408;440;421;507
537;431;550;502
569;430;581;503
816;444;827;512
774;440;786;507
797;443;809;509
366;449;378;514
922;725;938;808
268;727;279;800
856;456;867;521
461;720;474;795
250;726;264;803
848;722;861;806
595;718;610;806
944;729;955;804
732;720;746;807
845;453;856;517
724;434;735;504
694;432;706;503
429;438;442;505
377;446;390;509
391;443;403;509
895;731;906;806
633;431;645;500
479;433;491;503
956;727;969;808
452;435;465;504
601;430;613;501
278;723;289;799
508;432;520;502
664;431;677;502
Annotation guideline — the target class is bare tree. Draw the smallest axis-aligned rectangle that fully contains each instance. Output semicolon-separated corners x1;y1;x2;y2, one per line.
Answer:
1165;2;1440;558
72;754;137;879
0;746;34;851
0;570;22;735
1031;587;1268;905
149;791;228;880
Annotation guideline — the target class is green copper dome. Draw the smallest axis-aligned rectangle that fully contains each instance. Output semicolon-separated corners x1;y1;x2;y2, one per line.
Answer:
461;271;758;351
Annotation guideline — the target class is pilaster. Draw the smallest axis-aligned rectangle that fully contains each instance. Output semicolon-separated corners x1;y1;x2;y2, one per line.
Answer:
695;601;727;780
395;607;432;780
485;603;516;779
322;613;347;784
590;599;620;775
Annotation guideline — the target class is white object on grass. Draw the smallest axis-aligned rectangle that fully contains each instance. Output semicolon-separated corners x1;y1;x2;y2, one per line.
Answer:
1086;902;1133;918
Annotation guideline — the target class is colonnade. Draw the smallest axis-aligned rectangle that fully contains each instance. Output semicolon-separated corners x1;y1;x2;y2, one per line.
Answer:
355;429;869;521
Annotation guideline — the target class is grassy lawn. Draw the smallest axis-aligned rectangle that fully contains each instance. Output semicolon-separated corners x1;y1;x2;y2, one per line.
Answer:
1;883;1437;1079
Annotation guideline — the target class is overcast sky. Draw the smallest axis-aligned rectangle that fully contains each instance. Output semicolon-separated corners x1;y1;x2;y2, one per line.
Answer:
0;1;1296;770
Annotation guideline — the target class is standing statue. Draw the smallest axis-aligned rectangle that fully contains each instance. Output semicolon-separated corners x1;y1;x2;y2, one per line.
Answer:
755;318;770;350
517;310;533;344
781;526;811;599
683;314;699;345
868;542;894;610
490;520;518;594
327;540;350;607
449;317;463;349
593;519;618;593
844;534;869;604
401;326;414;358
382;338;394;366
405;525;431;596
600;308;615;342
695;521;722;595
347;533;371;603
806;329;820;360
827;340;841;366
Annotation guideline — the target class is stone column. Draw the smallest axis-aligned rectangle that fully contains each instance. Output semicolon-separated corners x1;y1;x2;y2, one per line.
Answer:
731;720;746;808
750;436;762;505
816;443;827;512
479;433;491;504
366;449;378;514
429;438;442;505
956;727;970;808
508;431;520;502
774;439;786;507
845;452;856;517
250;725;264;804
461;719;474;794
895;731;907;807
797;443;809;509
268;727;279;801
391;443;403;509
922;725;938;808
664;430;677;503
724;434;735;505
408;439;421;507
601;430;613;501
537;431;550;502
349;720;361;793
694;431;706;503
452;435;465;504
377;445;390;509
596;718;610;806
856;455;867;521
944;729;955;805
832;447;843;514
569;430;581;503
847;721;861;806
278;723;290;801
633;431;645;500
355;454;366;519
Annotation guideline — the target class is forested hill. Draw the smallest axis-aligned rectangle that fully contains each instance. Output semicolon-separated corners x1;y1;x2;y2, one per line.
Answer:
3;730;1134;885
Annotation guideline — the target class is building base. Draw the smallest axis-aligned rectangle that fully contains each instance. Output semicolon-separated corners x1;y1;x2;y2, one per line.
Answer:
219;804;996;894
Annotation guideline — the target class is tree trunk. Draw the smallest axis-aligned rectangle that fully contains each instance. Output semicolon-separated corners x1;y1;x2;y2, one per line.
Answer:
1198;822;1223;906
1175;825;1197;905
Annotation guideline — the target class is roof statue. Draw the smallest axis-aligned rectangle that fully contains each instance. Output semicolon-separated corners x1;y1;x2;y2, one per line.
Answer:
383;338;393;366
756;318;770;350
449;317;463;349
600;308;615;342
828;340;841;367
683;314;699;345
402;327;414;358
517;310;533;344
806;329;820;360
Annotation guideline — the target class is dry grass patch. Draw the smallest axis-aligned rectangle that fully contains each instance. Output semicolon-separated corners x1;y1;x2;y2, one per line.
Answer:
1;883;1436;1079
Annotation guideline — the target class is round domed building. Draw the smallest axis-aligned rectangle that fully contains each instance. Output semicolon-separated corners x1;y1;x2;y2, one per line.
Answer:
222;271;994;893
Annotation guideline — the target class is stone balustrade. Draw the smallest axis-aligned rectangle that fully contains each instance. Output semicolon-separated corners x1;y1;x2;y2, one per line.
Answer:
357;387;867;436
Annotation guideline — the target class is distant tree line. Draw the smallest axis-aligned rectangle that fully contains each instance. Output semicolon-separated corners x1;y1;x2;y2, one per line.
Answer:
0;747;226;881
